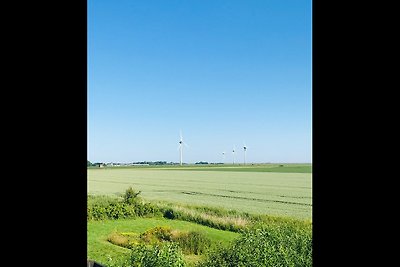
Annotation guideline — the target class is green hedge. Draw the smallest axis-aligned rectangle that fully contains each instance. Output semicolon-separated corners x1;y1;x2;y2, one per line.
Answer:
87;190;161;221
198;223;312;267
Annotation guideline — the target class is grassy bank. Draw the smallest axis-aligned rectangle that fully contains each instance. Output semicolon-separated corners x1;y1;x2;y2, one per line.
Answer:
87;190;312;266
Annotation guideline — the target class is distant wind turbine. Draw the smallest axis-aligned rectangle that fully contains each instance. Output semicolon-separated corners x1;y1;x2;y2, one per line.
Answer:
243;142;247;165
222;151;226;163
232;145;236;165
178;130;188;166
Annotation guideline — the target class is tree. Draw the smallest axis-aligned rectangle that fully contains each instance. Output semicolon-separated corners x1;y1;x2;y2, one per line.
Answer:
123;186;142;205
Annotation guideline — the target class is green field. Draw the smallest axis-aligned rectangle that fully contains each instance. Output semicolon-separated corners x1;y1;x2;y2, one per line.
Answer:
88;164;312;219
91;163;311;173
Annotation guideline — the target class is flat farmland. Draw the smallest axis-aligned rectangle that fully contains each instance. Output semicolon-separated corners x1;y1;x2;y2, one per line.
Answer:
87;165;312;219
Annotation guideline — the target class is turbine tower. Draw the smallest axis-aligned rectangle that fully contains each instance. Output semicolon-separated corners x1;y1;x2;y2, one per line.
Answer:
222;152;226;164
178;130;188;166
232;145;235;165
243;143;247;165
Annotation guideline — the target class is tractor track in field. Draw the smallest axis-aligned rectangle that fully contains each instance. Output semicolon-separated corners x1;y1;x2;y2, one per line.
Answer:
90;179;311;190
180;191;312;206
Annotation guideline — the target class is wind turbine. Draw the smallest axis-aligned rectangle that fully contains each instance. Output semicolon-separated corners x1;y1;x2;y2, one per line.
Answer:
243;143;247;165
178;130;188;166
232;145;236;165
222;152;226;164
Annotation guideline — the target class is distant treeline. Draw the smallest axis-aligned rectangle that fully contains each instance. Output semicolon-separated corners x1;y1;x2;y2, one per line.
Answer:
87;160;178;167
87;160;228;167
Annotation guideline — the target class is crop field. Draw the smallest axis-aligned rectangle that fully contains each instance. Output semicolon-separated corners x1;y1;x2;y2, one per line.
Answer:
87;164;312;219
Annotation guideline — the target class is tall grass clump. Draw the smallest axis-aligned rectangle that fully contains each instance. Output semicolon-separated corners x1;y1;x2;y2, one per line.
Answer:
157;202;252;232
254;213;312;230
173;231;211;255
157;201;312;234
130;243;186;267
197;223;312;267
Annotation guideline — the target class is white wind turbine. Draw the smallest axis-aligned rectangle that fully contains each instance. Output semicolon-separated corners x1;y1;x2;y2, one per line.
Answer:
243;142;247;165
178;130;188;166
222;151;226;164
232;145;236;165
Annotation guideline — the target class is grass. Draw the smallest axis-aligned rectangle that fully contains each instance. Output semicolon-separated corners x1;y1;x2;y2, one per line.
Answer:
88;217;239;266
155;200;311;232
88;165;312;219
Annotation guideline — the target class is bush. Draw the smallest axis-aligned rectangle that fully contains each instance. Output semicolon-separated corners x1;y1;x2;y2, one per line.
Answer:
87;193;162;221
123;186;141;205
140;226;173;244
198;224;312;267
130;243;185;267
87;195;136;220
134;201;161;217
103;254;131;267
163;208;175;219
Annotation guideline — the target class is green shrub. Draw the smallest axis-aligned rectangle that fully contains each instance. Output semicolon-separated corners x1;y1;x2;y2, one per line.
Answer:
140;226;173;244
87;204;107;220
87;195;136;220
134;201;161;217
130;243;185;267
198;224;312;267
123;186;142;205
103;254;131;267
87;196;119;220
87;194;162;221
163;208;175;219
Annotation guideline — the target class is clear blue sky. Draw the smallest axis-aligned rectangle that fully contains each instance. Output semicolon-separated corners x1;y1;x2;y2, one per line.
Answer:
88;0;312;164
